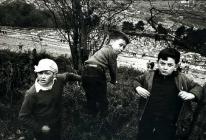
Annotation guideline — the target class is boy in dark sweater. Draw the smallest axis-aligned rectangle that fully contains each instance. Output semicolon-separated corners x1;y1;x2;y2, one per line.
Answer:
134;48;202;140
82;29;130;116
19;58;81;140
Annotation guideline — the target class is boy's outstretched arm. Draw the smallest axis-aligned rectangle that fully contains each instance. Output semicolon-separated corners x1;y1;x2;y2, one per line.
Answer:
66;72;81;81
136;86;150;98
181;74;203;102
58;72;81;82
133;72;150;98
178;91;195;100
133;72;147;88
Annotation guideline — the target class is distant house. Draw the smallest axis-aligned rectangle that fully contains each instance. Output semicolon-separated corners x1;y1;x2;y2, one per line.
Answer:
180;0;189;4
180;0;194;7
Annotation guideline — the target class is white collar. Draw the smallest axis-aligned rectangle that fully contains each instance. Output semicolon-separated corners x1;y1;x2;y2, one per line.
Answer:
35;78;56;93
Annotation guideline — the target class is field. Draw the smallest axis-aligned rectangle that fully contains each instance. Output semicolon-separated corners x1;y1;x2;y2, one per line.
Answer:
0;27;70;57
1;25;206;86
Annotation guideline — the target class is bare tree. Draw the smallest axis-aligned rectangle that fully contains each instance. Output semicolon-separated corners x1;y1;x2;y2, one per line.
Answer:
34;0;133;70
125;0;206;49
146;0;206;29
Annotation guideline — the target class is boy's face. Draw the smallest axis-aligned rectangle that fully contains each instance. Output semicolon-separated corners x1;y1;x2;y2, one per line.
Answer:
157;57;178;76
110;38;127;54
37;70;55;87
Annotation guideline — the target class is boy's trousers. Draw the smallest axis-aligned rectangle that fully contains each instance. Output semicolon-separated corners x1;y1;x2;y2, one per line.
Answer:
137;116;176;140
82;65;108;115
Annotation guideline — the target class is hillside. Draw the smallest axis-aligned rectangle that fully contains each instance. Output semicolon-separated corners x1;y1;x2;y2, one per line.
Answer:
1;26;206;86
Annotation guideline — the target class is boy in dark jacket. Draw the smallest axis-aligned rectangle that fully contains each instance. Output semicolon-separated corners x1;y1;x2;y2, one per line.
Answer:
19;58;81;140
134;48;202;140
82;29;130;116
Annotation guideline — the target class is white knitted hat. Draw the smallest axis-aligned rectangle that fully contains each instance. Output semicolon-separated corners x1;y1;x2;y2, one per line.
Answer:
34;58;58;73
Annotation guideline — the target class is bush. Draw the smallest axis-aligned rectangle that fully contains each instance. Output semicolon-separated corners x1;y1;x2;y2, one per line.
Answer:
62;67;142;140
122;21;134;31
135;21;145;31
0;0;54;27
174;27;206;56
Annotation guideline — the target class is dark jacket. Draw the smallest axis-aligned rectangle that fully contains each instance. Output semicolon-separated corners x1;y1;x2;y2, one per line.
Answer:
134;70;202;138
188;83;206;140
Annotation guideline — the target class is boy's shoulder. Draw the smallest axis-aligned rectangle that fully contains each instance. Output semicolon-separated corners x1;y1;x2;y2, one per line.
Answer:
25;84;36;96
56;73;67;78
100;45;115;54
142;70;155;77
138;70;155;81
56;72;69;81
203;83;206;88
176;72;190;80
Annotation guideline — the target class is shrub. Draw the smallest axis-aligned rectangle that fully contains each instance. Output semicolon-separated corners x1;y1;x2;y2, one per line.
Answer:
0;0;54;27
122;21;134;31
135;21;145;31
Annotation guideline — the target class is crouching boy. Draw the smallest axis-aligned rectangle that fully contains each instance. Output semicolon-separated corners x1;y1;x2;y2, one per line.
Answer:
134;48;202;140
19;58;81;140
82;29;130;116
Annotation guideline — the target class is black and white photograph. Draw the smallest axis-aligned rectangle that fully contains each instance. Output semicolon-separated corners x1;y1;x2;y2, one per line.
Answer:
0;0;206;139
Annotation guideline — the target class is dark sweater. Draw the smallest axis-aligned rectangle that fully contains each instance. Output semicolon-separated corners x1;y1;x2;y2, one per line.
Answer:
143;71;183;121
85;45;117;83
19;72;81;132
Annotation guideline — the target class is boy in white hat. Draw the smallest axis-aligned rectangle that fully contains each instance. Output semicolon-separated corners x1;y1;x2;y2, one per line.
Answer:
19;58;81;140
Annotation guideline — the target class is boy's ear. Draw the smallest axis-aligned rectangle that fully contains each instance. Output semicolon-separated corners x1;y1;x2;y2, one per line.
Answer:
105;35;110;45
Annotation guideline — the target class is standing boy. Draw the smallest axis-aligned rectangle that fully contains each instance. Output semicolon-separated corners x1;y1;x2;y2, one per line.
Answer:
19;58;81;140
134;48;202;140
82;29;130;116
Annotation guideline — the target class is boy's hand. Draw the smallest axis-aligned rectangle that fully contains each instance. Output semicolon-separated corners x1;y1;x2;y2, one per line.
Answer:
178;91;195;100
135;86;150;98
41;125;50;133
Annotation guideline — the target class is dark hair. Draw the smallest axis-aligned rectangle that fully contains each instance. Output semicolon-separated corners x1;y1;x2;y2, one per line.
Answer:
157;48;180;64
109;29;130;44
